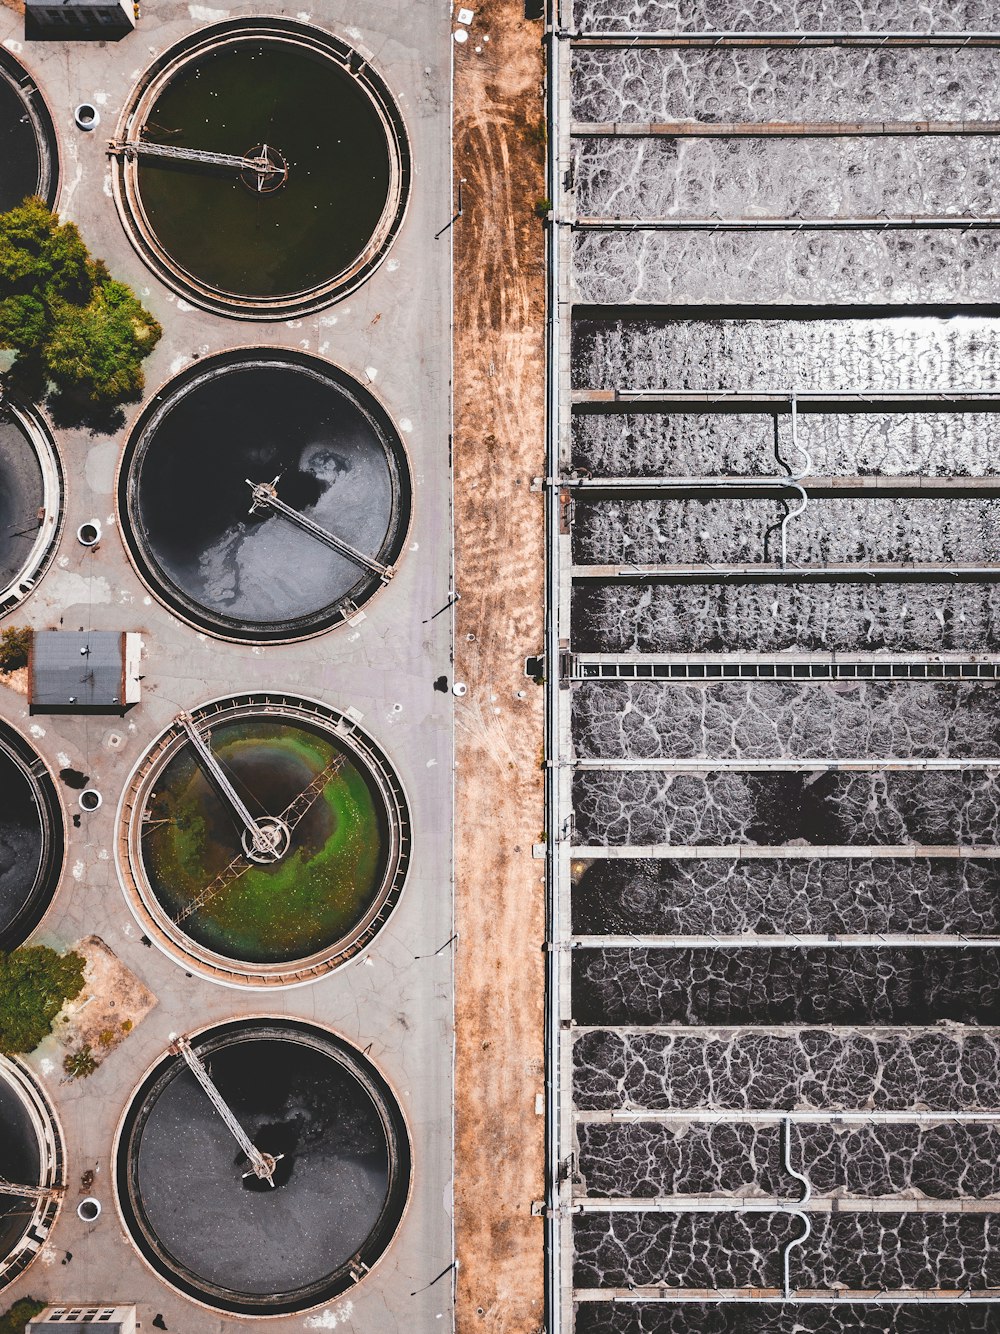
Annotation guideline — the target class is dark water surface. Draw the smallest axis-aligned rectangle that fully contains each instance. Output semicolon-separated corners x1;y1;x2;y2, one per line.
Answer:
574;1028;1000;1111
572;857;1000;937
573;946;1000;1025
0;414;44;591
577;1118;1000;1199
0;66;41;214
0;1075;41;1263
575;1305;1000;1334
138;42;391;298
127;1029;399;1307
573;681;1000;760
574;1209;1000;1290
573;769;1000;847
128;361;405;637
0;746;44;942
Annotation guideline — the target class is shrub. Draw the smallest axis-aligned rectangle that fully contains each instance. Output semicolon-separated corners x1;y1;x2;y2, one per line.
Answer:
63;1044;98;1079
0;946;86;1056
0;626;30;673
0;1298;45;1333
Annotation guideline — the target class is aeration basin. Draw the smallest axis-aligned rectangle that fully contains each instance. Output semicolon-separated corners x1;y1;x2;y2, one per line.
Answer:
0;723;63;949
0;1056;64;1294
111;18;410;318
119;694;409;986
118;350;410;642
0;50;58;211
0;398;63;617
115;1019;411;1314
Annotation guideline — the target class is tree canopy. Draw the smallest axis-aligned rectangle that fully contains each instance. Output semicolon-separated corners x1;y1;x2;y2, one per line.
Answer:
0;197;161;410
0;1299;45;1334
0;946;86;1056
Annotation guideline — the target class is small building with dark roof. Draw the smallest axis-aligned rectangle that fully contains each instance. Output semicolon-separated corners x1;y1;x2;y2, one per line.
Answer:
29;630;142;714
27;1307;137;1332
24;0;135;36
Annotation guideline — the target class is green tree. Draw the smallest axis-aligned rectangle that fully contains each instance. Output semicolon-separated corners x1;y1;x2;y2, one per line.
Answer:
0;1299;45;1334
0;946;86;1056
0;196;161;411
44;280;160;405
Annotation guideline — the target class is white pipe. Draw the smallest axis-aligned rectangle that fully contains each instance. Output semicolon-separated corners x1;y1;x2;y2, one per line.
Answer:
784;1115;811;1206
783;1211;811;1299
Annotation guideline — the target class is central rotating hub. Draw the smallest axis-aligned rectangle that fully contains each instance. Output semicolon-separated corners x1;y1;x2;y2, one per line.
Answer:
239;143;287;194
242;816;290;863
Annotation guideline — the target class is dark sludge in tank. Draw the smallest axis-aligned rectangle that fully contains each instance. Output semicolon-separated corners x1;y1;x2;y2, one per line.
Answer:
114;20;409;312
573;1301;1000;1334
0;1069;43;1272
119;352;410;640
0;725;63;948
575;1118;1000;1203
116;1019;411;1315
570;857;1000;938
0;50;57;213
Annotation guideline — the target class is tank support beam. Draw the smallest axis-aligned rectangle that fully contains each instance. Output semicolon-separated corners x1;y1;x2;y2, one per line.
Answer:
0;1175;63;1204
108;139;286;185
169;1035;281;1187
247;477;393;581
176;713;288;863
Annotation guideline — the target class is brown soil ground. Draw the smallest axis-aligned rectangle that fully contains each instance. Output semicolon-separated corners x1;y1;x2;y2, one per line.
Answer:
452;0;547;1331
50;935;157;1078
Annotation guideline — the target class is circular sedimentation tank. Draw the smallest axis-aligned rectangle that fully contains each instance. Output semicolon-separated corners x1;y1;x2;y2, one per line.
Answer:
111;18;410;318
0;1056;64;1295
0;723;64;949
0;50;58;212
0;398;63;617
118;350;410;642
118;694;409;986
115;1019;410;1314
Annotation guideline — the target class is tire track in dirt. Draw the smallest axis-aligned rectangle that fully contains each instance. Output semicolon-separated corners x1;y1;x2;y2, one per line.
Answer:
453;0;547;1329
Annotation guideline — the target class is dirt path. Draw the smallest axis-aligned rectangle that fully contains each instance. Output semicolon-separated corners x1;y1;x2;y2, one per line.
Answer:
452;1;547;1330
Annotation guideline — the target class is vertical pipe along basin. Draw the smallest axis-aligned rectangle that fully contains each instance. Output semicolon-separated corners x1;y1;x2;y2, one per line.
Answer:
114;1018;411;1315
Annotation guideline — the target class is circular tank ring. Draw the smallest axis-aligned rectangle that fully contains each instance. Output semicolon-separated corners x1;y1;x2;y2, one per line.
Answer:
0;397;65;619
0;1054;65;1295
112;1016;412;1316
0;720;66;950
0;48;59;208
116;346;413;644
110;18;411;319
116;692;411;988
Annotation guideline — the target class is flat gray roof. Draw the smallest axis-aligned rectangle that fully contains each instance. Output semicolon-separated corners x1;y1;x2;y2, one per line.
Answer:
30;630;124;708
